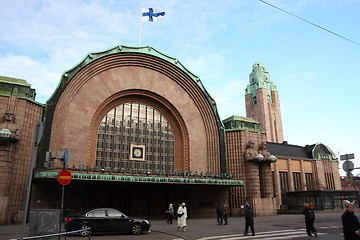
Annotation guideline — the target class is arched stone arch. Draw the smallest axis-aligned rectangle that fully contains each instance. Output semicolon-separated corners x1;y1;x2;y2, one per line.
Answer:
89;89;188;171
39;46;225;174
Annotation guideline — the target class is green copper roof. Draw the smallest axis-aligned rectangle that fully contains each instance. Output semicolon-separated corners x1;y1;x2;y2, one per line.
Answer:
222;115;262;132
311;142;336;160
51;45;213;103
0;76;31;86
245;62;278;102
223;115;259;124
34;171;244;186
0;75;39;103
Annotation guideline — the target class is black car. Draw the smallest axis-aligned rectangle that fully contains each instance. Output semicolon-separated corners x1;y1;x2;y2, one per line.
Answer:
64;208;151;236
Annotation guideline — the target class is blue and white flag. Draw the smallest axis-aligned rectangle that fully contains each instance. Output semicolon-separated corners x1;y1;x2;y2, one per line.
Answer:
141;7;165;22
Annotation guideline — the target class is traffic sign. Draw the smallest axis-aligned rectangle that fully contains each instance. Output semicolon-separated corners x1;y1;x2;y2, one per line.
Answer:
340;153;355;161
57;170;72;185
343;160;354;172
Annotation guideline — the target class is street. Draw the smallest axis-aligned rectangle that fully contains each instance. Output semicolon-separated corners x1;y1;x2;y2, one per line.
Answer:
0;212;346;240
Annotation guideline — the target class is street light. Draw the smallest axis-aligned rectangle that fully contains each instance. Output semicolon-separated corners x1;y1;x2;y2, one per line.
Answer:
0;128;12;139
256;154;264;162
269;155;277;162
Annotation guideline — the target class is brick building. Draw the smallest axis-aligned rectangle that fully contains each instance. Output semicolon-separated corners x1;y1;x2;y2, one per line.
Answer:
0;76;43;224
0;46;342;224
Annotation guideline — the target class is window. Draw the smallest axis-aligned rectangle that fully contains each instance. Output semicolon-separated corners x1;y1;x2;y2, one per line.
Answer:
107;209;122;217
88;210;106;217
305;173;314;190
280;171;289;193
293;172;301;191
96;102;175;174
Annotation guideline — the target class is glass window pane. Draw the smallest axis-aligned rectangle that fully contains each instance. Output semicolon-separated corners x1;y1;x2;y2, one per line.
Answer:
96;102;175;173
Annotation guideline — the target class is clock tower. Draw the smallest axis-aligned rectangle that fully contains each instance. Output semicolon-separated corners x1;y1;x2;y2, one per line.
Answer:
245;62;284;143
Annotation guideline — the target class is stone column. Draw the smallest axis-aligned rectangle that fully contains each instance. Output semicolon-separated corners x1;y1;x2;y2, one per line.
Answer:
300;160;307;191
287;158;295;192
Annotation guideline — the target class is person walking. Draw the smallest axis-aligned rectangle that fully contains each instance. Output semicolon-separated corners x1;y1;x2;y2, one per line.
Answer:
166;203;174;224
342;203;360;240
302;203;317;237
216;201;223;225
222;200;230;225
177;202;188;232
244;204;255;236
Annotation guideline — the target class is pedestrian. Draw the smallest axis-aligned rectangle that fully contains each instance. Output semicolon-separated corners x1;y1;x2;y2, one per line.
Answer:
216;201;223;225
222;200;230;225
177;202;188;232
166;203;174;224
302;203;317;237
244;204;255;236
342;203;360;240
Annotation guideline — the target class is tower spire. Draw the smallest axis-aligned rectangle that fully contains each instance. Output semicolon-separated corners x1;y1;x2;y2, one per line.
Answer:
245;62;284;143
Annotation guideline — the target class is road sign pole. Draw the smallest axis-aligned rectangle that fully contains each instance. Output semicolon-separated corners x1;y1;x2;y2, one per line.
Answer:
59;149;68;236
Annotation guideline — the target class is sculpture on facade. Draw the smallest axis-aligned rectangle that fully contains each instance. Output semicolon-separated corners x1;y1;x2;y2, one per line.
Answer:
259;142;277;162
0;110;21;142
244;141;258;161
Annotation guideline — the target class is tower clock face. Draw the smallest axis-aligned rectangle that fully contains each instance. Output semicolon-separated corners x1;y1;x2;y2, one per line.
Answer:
133;148;142;157
263;73;269;82
130;145;145;160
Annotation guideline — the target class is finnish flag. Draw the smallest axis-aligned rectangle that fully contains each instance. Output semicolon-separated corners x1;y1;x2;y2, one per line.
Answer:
141;8;165;22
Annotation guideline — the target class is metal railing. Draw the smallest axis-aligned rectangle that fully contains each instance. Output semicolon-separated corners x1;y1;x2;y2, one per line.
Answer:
8;228;91;240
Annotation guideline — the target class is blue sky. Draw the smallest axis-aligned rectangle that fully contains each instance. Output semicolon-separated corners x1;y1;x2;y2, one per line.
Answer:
1;0;359;175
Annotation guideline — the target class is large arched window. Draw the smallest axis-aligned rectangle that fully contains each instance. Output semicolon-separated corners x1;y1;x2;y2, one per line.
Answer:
95;102;175;173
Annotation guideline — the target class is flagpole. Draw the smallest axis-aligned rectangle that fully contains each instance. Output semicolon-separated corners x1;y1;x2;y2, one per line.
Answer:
139;20;142;46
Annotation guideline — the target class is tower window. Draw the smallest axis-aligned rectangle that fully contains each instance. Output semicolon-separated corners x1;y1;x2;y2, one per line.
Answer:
253;96;257;104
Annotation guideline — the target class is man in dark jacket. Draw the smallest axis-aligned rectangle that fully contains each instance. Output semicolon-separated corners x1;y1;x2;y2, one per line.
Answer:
302;203;317;237
342;203;360;240
216;201;223;225
244;204;255;236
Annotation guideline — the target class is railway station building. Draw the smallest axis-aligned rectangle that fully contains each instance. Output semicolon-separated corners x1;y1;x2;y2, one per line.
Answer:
0;46;341;224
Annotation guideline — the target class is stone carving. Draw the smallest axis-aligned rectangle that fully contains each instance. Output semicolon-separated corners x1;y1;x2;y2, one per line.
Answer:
259;142;270;160
0;110;21;142
244;141;258;161
259;142;277;162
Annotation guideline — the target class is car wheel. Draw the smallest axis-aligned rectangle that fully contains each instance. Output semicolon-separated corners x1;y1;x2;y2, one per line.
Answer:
130;223;142;235
79;224;91;237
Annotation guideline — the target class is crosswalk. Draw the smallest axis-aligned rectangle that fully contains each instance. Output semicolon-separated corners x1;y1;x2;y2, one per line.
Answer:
196;229;328;240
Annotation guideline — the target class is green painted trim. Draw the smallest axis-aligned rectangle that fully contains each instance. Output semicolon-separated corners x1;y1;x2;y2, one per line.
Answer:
34;171;244;186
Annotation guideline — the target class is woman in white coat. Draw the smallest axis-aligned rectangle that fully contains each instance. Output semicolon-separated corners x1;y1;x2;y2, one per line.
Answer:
177;202;188;232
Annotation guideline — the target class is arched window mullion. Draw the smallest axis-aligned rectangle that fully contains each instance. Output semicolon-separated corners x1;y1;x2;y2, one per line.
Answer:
96;102;175;174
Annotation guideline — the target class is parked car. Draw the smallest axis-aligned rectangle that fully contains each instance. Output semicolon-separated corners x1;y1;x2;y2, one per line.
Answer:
64;208;151;236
